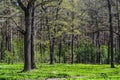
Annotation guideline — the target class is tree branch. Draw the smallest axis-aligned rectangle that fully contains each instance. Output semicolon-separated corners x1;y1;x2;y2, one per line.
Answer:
15;26;25;34
91;29;120;36
27;0;36;9
11;17;25;34
17;0;27;11
35;0;57;8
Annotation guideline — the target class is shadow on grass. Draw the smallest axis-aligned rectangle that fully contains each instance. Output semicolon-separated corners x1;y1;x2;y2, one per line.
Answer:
47;73;70;78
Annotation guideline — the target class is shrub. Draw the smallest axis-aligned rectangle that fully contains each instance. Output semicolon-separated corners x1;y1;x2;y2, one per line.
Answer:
4;50;13;64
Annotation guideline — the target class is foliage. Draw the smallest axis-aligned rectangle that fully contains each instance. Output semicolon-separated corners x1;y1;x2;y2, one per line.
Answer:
13;39;24;62
114;48;120;64
4;50;13;64
100;45;108;64
75;40;96;63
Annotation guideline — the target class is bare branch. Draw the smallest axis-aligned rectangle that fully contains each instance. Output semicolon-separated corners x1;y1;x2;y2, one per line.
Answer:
15;27;25;34
10;17;25;34
17;0;27;11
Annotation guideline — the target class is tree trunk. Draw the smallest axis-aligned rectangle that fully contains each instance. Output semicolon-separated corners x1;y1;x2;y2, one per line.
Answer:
116;0;120;64
50;38;55;64
40;44;43;63
31;3;36;69
71;10;74;64
58;40;62;63
71;34;74;64
0;40;5;61
107;0;115;68
107;40;110;64
96;31;101;64
24;10;32;71
17;0;36;71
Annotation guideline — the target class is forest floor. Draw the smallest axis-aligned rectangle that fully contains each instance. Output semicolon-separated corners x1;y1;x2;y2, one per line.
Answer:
0;63;120;80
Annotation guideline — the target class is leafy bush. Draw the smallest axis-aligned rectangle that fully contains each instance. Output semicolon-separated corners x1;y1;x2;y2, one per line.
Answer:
75;40;96;63
4;50;13;64
100;45;108;63
13;39;24;62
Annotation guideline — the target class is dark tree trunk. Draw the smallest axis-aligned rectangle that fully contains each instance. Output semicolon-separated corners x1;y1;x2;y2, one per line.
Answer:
96;31;101;64
116;0;120;64
56;0;62;63
50;38;55;64
31;3;36;69
71;9;74;64
40;44;43;63
0;28;6;61
58;40;62;63
24;10;32;71
107;40;110;64
17;0;36;72
6;25;12;52
0;40;5;61
107;0;115;68
71;34;74;64
45;16;55;64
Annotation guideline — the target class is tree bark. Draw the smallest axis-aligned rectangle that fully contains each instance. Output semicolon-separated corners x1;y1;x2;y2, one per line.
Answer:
107;0;115;68
107;40;110;64
31;2;36;69
71;10;74;64
58;40;62;63
50;38;55;64
71;34;74;64
24;9;32;71
17;0;36;71
96;31;101;64
116;0;120;64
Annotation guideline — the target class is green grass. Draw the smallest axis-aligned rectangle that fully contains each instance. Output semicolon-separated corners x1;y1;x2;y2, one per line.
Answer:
0;63;120;80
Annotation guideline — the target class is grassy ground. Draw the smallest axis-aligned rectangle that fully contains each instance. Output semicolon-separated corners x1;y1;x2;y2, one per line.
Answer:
0;63;120;80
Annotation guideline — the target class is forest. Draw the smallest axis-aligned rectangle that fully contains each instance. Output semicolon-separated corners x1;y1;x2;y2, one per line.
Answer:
0;0;120;80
